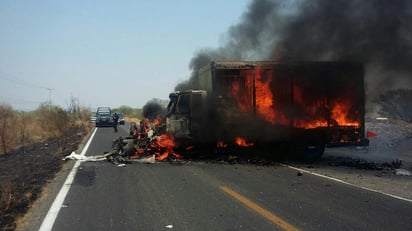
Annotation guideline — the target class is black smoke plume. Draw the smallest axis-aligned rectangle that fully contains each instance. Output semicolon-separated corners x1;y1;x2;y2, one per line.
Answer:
178;0;412;114
142;100;166;120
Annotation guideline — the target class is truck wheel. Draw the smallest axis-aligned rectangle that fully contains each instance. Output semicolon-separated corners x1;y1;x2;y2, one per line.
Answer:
294;144;325;163
291;133;325;163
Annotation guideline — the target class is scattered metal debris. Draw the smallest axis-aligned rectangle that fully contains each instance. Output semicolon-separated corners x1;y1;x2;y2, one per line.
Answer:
395;169;412;176
63;125;181;166
326;157;402;170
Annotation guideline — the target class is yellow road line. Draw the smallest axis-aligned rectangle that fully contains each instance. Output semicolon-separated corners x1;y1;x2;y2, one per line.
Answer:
220;185;300;231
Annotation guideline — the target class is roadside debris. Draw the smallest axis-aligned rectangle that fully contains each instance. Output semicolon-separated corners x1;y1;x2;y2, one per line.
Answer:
63;152;109;162
395;169;412;176
326;157;402;170
63;150;156;166
63;117;182;166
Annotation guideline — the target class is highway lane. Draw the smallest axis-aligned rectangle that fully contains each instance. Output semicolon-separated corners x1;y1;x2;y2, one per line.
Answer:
36;125;412;231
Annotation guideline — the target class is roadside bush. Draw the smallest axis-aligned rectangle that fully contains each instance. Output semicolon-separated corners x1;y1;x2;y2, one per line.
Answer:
36;103;74;154
67;96;92;123
17;111;46;146
0;102;92;230
0;104;16;154
0;102;92;156
70;106;93;130
112;105;142;118
14;111;42;152
16;112;28;153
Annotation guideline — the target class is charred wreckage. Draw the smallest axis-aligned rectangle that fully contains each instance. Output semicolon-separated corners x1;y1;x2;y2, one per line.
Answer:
165;61;369;161
97;60;371;165
66;60;370;166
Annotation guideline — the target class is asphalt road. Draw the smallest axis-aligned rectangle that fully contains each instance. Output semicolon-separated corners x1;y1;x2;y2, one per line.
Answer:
30;124;412;231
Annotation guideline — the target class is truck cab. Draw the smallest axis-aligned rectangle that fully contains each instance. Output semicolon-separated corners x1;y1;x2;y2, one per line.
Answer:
166;90;209;147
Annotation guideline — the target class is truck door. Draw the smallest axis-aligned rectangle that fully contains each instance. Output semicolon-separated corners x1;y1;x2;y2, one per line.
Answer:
167;93;192;139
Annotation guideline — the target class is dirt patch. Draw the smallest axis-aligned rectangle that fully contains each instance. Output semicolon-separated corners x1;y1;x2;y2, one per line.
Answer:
0;126;90;231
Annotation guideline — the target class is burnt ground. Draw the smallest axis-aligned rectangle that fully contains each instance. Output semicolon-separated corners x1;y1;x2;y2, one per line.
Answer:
0;127;89;231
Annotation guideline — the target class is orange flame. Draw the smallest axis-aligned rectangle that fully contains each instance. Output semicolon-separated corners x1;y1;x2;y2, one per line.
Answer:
154;134;181;160
217;141;228;148
153;115;162;127
235;137;254;147
255;68;274;122
141;118;150;133
330;100;360;127
255;68;290;125
186;146;194;150
229;68;361;130
156;151;169;161
231;70;254;111
129;117;182;161
291;85;360;128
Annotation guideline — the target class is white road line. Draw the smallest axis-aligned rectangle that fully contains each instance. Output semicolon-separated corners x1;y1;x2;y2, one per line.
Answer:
39;128;98;231
281;164;412;203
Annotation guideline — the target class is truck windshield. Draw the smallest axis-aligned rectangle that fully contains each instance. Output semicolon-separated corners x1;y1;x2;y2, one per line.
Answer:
167;95;177;114
177;94;190;114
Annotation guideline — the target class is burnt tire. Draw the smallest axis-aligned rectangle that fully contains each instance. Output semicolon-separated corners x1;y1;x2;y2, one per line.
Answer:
293;144;325;163
291;133;326;163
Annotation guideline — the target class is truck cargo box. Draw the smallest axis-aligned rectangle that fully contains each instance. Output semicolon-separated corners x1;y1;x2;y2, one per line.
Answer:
197;61;366;146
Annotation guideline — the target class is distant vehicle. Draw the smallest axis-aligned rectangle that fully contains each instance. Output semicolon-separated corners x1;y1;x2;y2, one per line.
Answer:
117;113;125;125
96;107;112;127
90;112;97;123
96;107;111;114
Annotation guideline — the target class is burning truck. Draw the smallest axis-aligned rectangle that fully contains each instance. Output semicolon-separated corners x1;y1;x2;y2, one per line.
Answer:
166;61;369;161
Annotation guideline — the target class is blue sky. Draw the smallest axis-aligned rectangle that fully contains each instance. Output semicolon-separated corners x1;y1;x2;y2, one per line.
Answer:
0;0;250;111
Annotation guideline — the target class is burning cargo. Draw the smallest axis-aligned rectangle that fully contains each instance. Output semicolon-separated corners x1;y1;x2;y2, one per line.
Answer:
166;61;369;161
